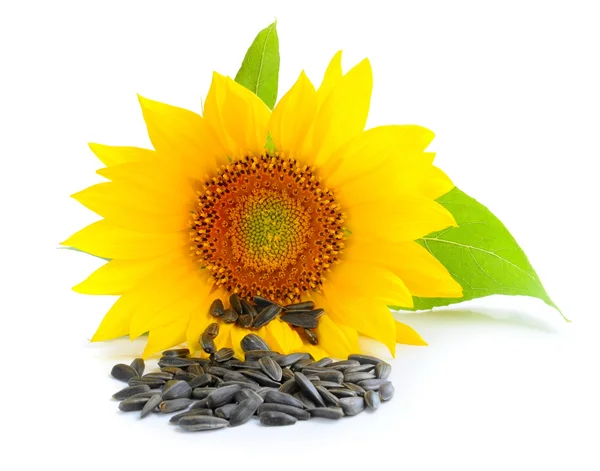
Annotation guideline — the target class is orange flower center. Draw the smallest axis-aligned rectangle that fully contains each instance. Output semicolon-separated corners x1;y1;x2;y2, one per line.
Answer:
189;152;346;303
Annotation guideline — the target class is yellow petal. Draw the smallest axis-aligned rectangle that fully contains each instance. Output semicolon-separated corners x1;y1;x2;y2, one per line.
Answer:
316;315;359;358
308;58;373;166
143;316;190;358
420;165;455;199
71;182;189;233
395;320;428;346
91;296;134;341
204;72;239;160
317;51;343;107
138;95;224;178
344;239;463;298
349;196;457;243
73;254;180;295
88;144;155;167
324;287;397;356
323;125;435;187
264;318;304;354
61;220;186;259
221;77;271;156
269;71;317;155
327;260;413;307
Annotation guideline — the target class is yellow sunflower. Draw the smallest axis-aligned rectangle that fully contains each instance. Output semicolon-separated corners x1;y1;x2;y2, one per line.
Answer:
63;51;462;360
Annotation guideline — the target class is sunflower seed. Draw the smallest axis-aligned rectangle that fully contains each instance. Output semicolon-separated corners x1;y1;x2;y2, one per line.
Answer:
311;357;331;370
204;322;219;339
235;388;263;403
357;379;391;391
375;362;392;380
284;301;315;311
111;364;139;382
189;374;213;389
128;377;165;389
308;407;344;420
169;408;213;424
162;348;190;357
189;398;210;409
229;293;243;314
344;371;377;383
364;390;381;409
200;333;216;354
214;403;238;419
162;380;192;400
294;392;317;409
258;403;310;420
281;368;294;382
318;380;344;388
258;356;283;382
240;298;257;317
188;357;211;367
207;384;241;408
221;307;238;324
223;370;250;382
158;357;196;368
143;372;173;381
192;387;215;399
112;384;151;400
178;415;229;431
187;364;204;376
130;358;145;377
328;360;361;370
304;329;318;345
159;398;194;413
219;381;261;391
293;372;325;407
228;359;261;370
348;354;382;365
253;303;282;328
245;350;280;361
328;388;357;398
236;313;253;328
345;364;375;374
253;296;280;309
343;383;367;396
275;352;310;367
339;396;365;416
316;385;341;407
259;411;297;426
229;398;261;426
160;367;184;376
257;387;279;399
209;299;225;318
128;391;159;400
291;358;314;371
379;382;395;401
140;393;163;418
264;390;305;409
214;348;235;362
206;366;229;377
241;333;271;352
118;397;150;412
302;368;343;384
280;312;318;329
279;379;299;395
306;308;325;319
174;372;194;382
239;370;281;388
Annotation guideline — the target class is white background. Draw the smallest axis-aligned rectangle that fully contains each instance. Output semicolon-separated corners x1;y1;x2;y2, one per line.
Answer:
1;1;599;470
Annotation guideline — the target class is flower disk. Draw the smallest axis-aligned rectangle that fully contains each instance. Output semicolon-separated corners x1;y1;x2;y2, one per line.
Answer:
190;153;345;303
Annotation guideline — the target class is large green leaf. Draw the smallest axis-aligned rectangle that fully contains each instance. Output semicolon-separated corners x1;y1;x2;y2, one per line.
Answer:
406;187;566;320
234;21;280;109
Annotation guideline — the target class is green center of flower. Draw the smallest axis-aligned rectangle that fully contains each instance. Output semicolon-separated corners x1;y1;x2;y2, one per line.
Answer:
229;190;311;273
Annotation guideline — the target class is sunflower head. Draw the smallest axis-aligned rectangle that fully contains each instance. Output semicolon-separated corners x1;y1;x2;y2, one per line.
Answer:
63;51;462;359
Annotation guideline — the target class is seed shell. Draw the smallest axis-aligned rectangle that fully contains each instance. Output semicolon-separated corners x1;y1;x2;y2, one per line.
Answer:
187;364;204;376
229;398;261;426
339;396;365;416
207;384;241;408
253;303;282;328
162;380;192;400
221;307;238;324
159;398;194;413
214;403;238;419
364;390;381;409
308;407;344;420
284;301;315;311
204;322;219;339
169;409;213;424
162;348;190;357
375;362;392;380
118;397;150;412
236;313;254;328
200;333;216;354
280;312;318;329
140;393;163;418
112;384;151;400
191;387;215;399
240;298;257;317
302;367;343;384
357;379;392;391
259;411;297;426
189;374;213;389
130;358;145;377
348;354;382;366
258;356;283;382
214;348;235;363
344;371;377;383
157;357;196;368
241;333;271;352
379;382;395;401
264;390;305;409
229;293;243;314
209;299;224;318
315;385;341;407
304;329;319;345
111;364;139;382
328;360;361;370
178;415;229;431
293;372;325;407
239;370;281;388
128;377;165;389
258;403;310;420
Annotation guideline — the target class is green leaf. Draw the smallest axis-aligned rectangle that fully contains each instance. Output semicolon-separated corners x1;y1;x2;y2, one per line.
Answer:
404;187;566;320
234;21;280;109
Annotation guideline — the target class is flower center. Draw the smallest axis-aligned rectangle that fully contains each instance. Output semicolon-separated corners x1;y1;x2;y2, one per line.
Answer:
189;152;346;303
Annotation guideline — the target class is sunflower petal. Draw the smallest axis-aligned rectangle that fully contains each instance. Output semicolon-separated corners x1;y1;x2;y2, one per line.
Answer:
143;316;190;358
61;220;186;260
395;320;428;346
88;144;155;167
269;71;317;155
138;95;223;178
420;165;455;199
317;51;343;106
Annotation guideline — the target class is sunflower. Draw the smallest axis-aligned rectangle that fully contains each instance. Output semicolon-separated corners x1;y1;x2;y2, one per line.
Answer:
63;51;462;359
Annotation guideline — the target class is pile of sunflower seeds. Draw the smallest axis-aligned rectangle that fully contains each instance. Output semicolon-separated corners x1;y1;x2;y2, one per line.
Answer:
211;294;323;345
111;334;395;430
